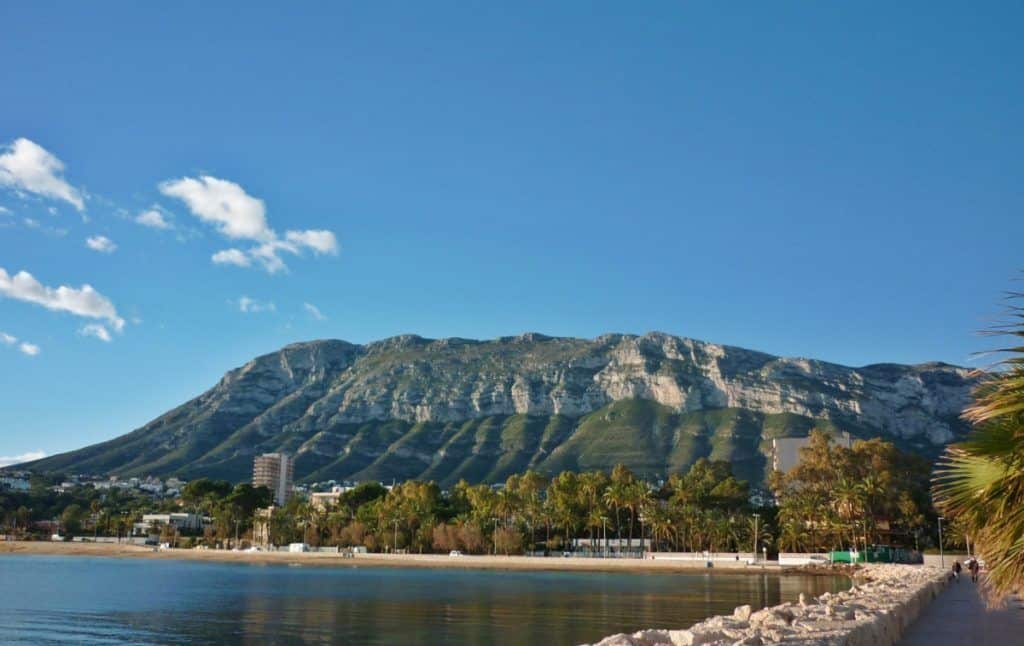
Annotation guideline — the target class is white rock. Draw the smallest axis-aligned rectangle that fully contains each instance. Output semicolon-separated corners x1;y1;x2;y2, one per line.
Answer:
583;565;949;646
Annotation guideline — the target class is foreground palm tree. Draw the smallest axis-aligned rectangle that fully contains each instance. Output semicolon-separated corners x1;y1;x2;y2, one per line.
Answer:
934;296;1024;598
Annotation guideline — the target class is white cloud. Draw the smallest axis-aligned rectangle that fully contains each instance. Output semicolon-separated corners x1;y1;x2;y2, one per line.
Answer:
85;235;117;254
0;267;125;333
303;302;326;321
159;174;338;273
0;138;84;211
249;241;290;273
79;323;112;342
243;232;339;274
285;230;339;255
237;296;275;313
0;331;40;356
135;209;172;230
0;452;46;466
212;248;252;268
159;175;271;241
0;205;10;214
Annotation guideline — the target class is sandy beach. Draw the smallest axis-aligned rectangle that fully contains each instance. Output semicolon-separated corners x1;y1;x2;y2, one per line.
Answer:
0;541;797;574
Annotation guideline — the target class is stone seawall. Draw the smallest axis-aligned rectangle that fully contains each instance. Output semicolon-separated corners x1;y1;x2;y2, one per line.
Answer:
584;564;948;646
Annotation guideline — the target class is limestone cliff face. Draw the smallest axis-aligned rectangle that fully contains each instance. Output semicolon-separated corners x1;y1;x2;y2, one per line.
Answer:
24;332;974;485
257;333;969;443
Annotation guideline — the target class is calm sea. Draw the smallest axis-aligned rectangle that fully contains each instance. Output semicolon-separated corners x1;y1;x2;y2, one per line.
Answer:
0;555;845;644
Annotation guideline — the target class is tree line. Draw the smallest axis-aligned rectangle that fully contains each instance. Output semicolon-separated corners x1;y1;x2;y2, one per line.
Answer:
254;437;935;556
3;437;941;558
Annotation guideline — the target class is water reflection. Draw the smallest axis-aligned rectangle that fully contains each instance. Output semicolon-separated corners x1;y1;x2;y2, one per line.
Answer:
0;556;845;645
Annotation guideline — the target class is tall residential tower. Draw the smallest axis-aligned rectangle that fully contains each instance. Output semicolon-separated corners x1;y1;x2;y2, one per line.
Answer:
253;452;293;506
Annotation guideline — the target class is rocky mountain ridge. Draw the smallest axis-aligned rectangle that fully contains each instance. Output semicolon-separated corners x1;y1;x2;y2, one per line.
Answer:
21;332;975;485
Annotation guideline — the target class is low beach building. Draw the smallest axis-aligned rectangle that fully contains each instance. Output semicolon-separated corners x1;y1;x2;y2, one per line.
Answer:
134;513;210;536
571;538;652;555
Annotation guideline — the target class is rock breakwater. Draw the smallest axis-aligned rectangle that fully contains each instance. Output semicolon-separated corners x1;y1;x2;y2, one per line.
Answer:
584;564;947;646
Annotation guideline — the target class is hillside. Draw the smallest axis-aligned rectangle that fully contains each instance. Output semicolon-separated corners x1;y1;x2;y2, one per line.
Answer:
20;332;974;486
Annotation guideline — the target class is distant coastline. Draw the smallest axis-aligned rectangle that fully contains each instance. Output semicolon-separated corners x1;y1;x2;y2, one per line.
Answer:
0;541;824;575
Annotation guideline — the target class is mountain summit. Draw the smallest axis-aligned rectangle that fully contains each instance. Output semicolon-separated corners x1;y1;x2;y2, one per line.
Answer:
24;332;974;485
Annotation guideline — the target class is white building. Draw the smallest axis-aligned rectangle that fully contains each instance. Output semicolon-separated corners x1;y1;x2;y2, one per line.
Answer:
135;513;210;536
253;453;294;506
0;476;30;491
772;431;853;473
310;485;357;511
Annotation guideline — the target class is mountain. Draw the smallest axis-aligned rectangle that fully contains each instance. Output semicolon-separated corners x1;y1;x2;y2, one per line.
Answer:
21;332;975;486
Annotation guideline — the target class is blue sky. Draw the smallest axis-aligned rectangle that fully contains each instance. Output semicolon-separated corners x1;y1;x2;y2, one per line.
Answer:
1;2;1022;463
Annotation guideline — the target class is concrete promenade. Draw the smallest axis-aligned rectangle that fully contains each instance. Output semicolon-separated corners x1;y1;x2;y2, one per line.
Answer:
901;575;1024;645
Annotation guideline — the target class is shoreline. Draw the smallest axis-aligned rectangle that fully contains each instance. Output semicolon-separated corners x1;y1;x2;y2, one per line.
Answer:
0;541;834;576
586;564;947;646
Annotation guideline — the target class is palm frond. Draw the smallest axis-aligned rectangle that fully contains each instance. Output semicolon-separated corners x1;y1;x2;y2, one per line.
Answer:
932;289;1024;599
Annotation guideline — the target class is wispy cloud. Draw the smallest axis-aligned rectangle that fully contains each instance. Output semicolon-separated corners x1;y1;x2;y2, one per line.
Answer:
21;216;68;237
237;296;275;313
85;235;117;254
212;248;251;268
0;138;84;211
135;208;172;230
0;450;46;467
1;331;41;356
303;302;326;321
0;267;124;340
79;323;112;342
159;175;338;273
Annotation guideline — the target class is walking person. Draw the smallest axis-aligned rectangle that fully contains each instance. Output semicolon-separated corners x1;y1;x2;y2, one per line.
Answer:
952;560;962;582
968;558;980;583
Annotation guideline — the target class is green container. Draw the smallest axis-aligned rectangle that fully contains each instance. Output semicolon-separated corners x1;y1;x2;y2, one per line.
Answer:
827;546;920;564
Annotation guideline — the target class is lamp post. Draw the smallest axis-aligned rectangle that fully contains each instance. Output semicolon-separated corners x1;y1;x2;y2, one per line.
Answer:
639;514;646;558
234;520;240;550
937;517;945;569
861;520;869;564
602;517;608;557
493;518;499;555
393;518;399;554
752;513;760;563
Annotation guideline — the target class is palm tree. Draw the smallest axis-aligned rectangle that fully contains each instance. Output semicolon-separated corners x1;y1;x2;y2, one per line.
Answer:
627;481;652;553
602;482;629;549
833;477;864;549
577;471;607;511
495;489;518;527
90;500;102;539
585;507;605;550
777;516;803;552
857;475;885;546
934;294;1024;598
645;505;672;553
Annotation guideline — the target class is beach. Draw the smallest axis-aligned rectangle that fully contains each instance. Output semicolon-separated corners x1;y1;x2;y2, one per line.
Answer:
0;541;794;574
